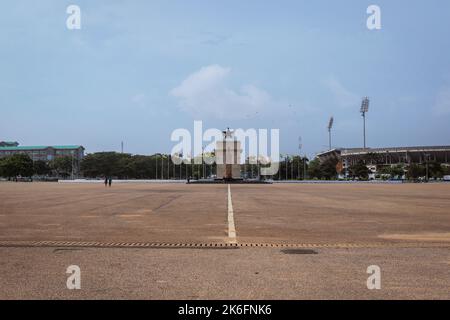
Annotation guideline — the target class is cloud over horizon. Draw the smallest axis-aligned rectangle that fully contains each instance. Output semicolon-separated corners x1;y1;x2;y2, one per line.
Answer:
170;65;272;120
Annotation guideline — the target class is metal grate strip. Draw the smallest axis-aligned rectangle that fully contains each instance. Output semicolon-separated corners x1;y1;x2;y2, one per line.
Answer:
0;240;448;249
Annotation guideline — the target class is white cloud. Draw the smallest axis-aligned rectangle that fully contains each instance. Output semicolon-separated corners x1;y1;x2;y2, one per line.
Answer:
434;86;450;115
324;76;360;109
170;65;271;120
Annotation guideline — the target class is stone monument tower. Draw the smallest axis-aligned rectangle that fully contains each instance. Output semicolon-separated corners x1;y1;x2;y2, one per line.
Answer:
215;128;242;180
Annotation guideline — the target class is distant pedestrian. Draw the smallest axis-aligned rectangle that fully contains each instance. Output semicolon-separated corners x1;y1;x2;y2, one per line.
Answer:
104;177;108;187
108;177;112;187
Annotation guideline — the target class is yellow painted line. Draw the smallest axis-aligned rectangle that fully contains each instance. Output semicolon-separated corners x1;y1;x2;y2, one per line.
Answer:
227;184;237;242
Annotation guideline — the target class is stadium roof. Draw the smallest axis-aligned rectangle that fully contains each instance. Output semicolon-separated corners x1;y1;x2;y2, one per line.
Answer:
317;146;450;157
0;145;84;151
341;146;450;153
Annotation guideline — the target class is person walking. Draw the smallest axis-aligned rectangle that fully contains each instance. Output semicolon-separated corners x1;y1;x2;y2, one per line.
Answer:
104;176;108;187
108;177;112;187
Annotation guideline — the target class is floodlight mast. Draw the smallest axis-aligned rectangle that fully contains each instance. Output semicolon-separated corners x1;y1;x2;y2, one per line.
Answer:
298;136;302;179
327;116;334;151
360;97;370;149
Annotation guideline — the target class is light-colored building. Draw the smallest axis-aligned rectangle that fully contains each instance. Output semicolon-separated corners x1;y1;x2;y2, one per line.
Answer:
317;145;450;177
0;144;85;176
215;129;242;180
0;144;85;162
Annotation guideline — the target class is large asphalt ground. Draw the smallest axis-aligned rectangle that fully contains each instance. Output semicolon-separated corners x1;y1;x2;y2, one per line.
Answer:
0;182;449;299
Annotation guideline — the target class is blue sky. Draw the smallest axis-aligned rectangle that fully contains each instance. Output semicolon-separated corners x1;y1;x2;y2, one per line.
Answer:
1;1;450;158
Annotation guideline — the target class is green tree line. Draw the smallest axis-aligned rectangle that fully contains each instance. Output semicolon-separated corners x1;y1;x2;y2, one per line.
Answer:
0;154;75;180
1;152;449;181
80;152;201;180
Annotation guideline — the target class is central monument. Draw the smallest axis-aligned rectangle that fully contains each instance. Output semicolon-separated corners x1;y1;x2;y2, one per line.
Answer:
215;128;242;181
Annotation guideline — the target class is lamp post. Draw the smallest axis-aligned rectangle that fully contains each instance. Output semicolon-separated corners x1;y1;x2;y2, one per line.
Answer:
285;155;288;180
303;155;307;180
202;146;205;179
298;137;302;180
327;117;334;151
298;137;307;180
360;97;370;149
71;151;75;180
161;155;164;180
155;154;158;180
291;155;294;180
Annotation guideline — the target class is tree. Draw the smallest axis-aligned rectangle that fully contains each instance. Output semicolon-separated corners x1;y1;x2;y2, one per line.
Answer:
407;164;425;180
81;152;129;178
0;158;6;177
348;161;370;180
319;157;338;179
0;154;34;179
390;165;405;179
428;161;444;179
379;165;404;179
115;154;134;178
33;160;51;176
80;152;165;179
443;165;450;176
51;156;73;178
306;157;336;180
127;155;154;179
307;158;322;179
290;155;308;180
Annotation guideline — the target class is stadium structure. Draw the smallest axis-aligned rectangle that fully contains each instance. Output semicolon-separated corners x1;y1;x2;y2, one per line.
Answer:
317;145;450;178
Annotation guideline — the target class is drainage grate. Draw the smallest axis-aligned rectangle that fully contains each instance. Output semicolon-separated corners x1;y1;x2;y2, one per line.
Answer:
0;240;448;249
281;249;318;255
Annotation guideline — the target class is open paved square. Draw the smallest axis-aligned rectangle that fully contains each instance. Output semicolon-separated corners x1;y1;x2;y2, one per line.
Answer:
0;182;449;299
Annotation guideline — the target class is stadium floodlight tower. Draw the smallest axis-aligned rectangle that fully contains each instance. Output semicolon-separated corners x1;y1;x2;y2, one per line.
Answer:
327;116;334;151
360;97;370;149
